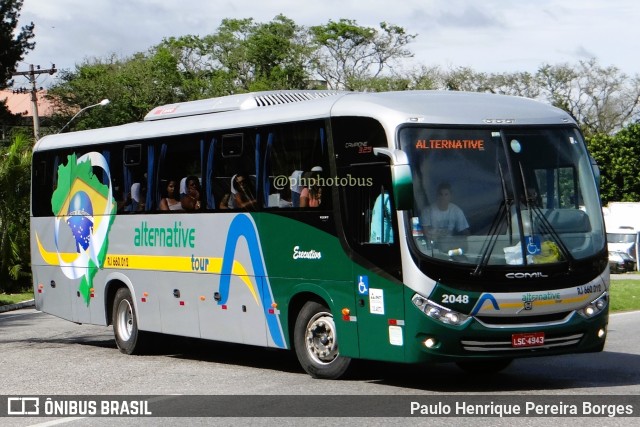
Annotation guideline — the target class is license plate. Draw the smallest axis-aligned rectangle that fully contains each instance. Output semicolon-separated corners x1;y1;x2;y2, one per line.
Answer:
512;332;545;348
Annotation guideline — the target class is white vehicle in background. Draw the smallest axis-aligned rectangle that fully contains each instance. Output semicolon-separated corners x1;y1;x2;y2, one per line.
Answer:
603;203;640;271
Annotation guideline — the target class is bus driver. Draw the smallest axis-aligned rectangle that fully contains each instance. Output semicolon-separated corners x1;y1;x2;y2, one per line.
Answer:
421;182;469;247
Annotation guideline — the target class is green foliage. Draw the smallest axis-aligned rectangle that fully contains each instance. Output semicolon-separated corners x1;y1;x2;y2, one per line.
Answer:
46;51;185;132
48;15;320;130
0;131;32;292
0;0;35;89
245;15;310;91
310;19;415;90
350;77;408;92
587;123;640;203
198;15;312;93
0;0;35;122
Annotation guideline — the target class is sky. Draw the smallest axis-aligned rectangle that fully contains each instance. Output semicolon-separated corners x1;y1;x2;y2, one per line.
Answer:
12;0;640;90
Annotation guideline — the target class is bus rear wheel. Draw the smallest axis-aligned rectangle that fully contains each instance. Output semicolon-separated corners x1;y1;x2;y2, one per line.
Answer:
456;358;513;374
112;287;149;355
293;301;351;379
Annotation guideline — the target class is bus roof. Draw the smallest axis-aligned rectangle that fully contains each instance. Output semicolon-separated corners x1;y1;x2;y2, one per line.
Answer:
34;90;576;152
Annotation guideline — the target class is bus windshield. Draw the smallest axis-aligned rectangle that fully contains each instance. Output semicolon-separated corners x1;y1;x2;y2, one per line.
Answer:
400;127;605;267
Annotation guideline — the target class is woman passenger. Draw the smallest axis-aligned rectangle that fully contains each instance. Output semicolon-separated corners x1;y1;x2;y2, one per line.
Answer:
159;179;182;211
181;176;202;211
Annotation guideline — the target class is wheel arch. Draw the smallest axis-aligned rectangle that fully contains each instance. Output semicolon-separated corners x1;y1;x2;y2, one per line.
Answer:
104;273;134;326
287;290;331;349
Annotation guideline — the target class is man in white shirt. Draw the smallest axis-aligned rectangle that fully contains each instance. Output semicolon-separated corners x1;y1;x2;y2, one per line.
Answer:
422;182;469;240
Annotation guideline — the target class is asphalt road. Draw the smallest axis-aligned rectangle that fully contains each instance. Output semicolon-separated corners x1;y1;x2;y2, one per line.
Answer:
1;308;639;426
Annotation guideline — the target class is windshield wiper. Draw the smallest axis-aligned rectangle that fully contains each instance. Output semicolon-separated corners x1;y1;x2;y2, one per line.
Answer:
472;165;512;276
518;163;574;265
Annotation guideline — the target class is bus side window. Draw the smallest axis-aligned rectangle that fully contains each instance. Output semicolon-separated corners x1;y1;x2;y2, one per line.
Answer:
31;153;52;217
344;169;396;245
209;131;257;210
122;144;147;213
265;122;328;209
340;163;401;278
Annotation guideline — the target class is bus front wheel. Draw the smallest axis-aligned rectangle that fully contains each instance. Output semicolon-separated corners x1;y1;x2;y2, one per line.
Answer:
112;287;149;355
293;301;351;379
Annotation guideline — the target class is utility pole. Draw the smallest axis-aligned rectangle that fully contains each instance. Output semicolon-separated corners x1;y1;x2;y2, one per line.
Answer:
13;64;57;140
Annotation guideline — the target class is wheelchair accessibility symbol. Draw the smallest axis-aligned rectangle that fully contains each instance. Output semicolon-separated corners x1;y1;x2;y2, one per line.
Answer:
527;235;541;255
357;275;369;295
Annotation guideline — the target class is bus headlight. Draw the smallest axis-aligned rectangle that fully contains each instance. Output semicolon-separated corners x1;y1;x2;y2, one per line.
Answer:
577;292;608;318
412;294;470;326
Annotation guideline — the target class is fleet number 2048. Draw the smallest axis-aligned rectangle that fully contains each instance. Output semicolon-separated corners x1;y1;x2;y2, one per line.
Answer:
442;294;469;304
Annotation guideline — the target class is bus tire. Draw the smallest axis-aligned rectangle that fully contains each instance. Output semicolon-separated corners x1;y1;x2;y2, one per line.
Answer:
456;358;513;374
293;301;351;379
112;287;149;355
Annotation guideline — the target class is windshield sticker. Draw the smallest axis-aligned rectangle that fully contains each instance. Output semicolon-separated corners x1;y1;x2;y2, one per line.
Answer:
526;236;542;255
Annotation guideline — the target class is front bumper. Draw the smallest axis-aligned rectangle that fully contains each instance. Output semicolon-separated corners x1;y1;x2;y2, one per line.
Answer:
404;299;608;364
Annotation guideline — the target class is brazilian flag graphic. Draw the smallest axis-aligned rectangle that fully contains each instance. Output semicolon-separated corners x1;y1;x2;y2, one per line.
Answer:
51;153;116;305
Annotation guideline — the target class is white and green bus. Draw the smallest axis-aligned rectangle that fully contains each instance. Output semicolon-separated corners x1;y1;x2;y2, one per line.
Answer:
31;90;609;379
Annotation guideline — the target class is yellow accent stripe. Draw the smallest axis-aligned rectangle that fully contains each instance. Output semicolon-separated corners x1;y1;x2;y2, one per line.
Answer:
35;234;258;304
104;254;259;304
36;233;78;264
481;294;591;311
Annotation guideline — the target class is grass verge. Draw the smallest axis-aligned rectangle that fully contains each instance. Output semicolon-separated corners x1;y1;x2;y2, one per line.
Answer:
609;280;640;312
0;292;34;306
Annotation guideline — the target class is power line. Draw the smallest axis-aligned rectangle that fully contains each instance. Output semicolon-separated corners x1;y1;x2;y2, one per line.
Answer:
12;64;57;140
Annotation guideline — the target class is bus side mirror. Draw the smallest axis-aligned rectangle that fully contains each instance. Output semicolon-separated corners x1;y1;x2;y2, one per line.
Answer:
373;148;414;210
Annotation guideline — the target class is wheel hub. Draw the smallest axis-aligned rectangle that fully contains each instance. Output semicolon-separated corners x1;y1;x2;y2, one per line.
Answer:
306;314;338;364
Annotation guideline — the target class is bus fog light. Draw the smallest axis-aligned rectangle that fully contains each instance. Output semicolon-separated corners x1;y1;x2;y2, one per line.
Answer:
424;337;437;348
598;328;606;338
412;294;470;326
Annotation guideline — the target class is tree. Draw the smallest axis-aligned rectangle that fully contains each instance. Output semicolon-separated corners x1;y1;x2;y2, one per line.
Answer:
150;15;313;99
200;15;312;93
0;130;31;292
47;51;184;131
0;0;35;89
244;15;311;91
310;19;415;90
587;123;640;203
0;0;35;128
535;59;640;135
154;35;228;99
405;65;442;90
442;66;488;92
